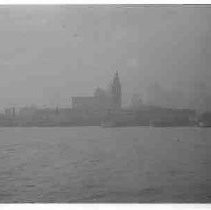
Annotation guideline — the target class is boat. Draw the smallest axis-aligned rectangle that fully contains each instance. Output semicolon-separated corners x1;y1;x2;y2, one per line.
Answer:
149;119;178;127
198;121;211;127
101;121;117;128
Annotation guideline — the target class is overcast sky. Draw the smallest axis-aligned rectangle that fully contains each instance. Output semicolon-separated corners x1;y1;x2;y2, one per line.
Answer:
0;5;211;108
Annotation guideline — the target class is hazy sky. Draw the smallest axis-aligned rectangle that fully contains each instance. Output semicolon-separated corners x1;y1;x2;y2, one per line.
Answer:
0;5;211;108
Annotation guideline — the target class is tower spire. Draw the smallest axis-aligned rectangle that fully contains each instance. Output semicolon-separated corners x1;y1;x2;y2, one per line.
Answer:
111;71;122;110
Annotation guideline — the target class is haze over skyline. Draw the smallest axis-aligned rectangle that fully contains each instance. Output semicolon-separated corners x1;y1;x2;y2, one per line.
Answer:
0;5;211;109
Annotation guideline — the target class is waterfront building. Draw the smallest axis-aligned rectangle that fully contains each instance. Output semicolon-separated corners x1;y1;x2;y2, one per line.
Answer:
71;71;122;112
111;71;122;110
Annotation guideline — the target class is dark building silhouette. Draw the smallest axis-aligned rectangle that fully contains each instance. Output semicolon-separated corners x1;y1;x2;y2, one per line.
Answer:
71;72;122;112
111;71;122;110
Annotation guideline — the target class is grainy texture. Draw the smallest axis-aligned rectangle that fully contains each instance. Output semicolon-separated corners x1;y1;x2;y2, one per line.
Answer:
0;127;210;202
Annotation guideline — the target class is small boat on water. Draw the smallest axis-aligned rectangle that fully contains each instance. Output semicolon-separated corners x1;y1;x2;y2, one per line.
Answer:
149;120;180;127
101;109;136;128
149;120;170;127
101;121;117;128
198;121;211;127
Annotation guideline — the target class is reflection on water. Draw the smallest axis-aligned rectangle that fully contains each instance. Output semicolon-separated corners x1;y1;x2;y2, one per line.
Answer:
0;127;210;202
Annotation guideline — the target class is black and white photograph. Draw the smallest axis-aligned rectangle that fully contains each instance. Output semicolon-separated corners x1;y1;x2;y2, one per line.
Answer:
0;4;210;205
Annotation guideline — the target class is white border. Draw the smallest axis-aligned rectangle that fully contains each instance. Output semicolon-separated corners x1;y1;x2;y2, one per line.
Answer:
0;0;210;4
0;204;211;210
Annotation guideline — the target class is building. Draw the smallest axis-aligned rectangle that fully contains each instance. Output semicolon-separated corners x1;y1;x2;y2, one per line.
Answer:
4;107;16;118
111;71;122;110
72;96;96;110
71;71;122;112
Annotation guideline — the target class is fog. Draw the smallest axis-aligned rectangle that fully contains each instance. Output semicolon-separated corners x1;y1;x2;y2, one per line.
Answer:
0;5;211;110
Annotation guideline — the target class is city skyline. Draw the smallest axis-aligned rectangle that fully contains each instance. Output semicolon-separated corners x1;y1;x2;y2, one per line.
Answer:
0;5;211;109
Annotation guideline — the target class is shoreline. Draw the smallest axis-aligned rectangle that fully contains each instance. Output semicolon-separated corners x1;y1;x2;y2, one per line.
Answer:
0;124;206;128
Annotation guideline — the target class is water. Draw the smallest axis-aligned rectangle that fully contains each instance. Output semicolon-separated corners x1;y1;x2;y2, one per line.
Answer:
0;126;210;202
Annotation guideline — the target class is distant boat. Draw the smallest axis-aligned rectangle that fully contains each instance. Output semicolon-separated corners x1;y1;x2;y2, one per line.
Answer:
149;120;176;127
198;121;211;127
101;121;116;128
